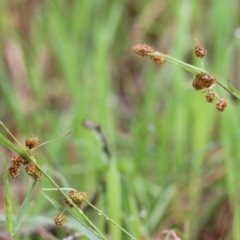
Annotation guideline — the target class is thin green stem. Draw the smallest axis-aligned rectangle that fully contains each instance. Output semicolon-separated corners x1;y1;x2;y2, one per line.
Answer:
146;51;238;98
0;121;24;149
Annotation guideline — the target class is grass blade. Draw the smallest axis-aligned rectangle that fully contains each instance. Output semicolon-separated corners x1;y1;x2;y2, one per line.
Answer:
3;160;13;237
13;181;38;234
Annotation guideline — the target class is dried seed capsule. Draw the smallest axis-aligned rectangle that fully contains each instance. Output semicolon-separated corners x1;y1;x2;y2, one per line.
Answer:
11;155;25;167
192;73;216;90
216;99;227;112
9;164;20;178
149;55;164;64
64;190;87;208
194;39;207;58
205;92;216;103
54;214;66;226
131;44;155;57
25;162;42;180
26;137;40;149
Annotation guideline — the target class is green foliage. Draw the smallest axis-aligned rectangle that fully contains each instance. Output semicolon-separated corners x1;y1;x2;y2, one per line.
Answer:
0;0;240;239
3;160;13;238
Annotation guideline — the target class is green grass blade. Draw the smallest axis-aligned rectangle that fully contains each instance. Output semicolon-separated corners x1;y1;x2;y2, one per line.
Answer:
3;160;13;237
41;191;103;240
148;185;176;232
106;161;122;240
13;181;38;234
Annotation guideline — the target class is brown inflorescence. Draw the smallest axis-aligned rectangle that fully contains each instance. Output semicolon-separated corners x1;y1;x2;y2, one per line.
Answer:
216;99;227;112
131;44;155;57
11;155;25;167
192;73;216;90
64;190;87;208
194;39;207;58
150;55;164;64
205;92;216;103
26;137;40;149
25;162;42;180
54;214;66;226
8;164;20;178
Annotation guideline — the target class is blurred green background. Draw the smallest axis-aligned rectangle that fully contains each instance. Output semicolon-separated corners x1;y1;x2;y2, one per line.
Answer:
0;0;240;239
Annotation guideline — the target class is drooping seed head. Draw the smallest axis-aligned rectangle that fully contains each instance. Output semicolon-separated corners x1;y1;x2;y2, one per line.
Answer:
192;73;216;90
216;98;227;112
205;92;216;103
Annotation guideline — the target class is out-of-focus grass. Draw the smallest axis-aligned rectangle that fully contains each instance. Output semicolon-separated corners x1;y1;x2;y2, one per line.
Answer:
0;0;240;239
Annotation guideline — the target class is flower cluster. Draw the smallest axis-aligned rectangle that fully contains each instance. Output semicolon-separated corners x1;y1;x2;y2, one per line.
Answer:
132;41;228;112
53;190;87;227
131;44;164;64
64;190;87;208
8;137;42;179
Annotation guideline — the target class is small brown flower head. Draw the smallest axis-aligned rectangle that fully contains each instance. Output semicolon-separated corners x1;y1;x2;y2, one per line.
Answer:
205;92;216;103
64;190;87;208
11;155;25;167
194;39;207;58
26;137;40;149
25;162;42;180
192;73;216;90
8;164;20;178
132;44;155;57
150;55;164;64
54;214;66;226
216;98;227;112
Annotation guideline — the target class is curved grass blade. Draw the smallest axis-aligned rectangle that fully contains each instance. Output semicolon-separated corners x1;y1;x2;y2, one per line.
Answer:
3;160;13;237
41;191;103;240
13;181;38;234
227;80;240;99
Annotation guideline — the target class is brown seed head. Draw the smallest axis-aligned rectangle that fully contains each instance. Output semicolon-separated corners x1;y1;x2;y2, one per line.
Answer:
8;164;20;178
26;137;40;149
149;55;164;64
54;214;66;226
192;73;216;90
216;98;227;112
194;39;207;58
131;44;155;57
25;162;42;180
64;190;87;208
11;155;25;167
205;92;216;103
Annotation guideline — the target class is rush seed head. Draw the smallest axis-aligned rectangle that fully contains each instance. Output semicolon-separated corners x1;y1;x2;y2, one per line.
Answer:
205;92;216;103
11;155;25;167
216;98;227;112
192;73;216;90
25;137;40;149
8;164;20;178
131;44;155;57
64;190;87;208
25;162;42;180
194;39;207;58
54;214;66;226
149;55;165;64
